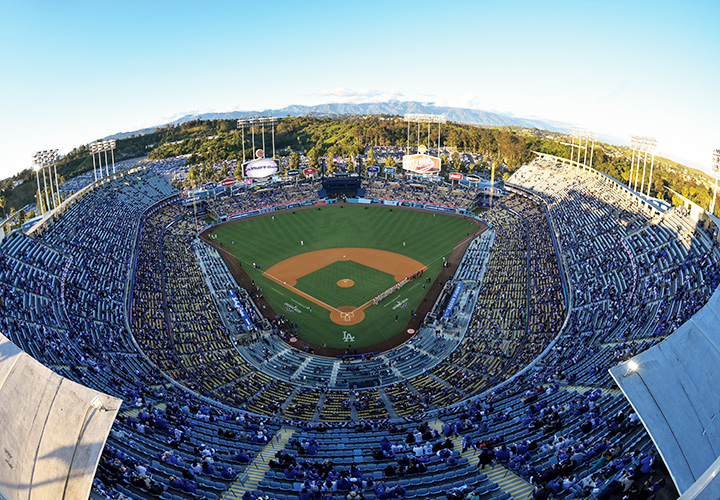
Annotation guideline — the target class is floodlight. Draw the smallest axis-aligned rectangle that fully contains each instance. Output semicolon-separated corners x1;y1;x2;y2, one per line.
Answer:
622;359;640;377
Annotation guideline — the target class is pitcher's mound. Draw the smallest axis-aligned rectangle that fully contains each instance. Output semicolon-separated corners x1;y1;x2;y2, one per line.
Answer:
337;279;355;288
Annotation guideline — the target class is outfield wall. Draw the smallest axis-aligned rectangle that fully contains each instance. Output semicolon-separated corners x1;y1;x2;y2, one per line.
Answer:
217;195;486;227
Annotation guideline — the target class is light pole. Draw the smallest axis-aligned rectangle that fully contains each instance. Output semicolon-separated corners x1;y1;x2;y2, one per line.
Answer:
103;142;109;177
583;131;596;169
711;149;720;216
643;137;657;197
41;159;51;212
628;136;639;188
109;139;116;174
90;143;98;181
237;119;247;162
34;164;44;214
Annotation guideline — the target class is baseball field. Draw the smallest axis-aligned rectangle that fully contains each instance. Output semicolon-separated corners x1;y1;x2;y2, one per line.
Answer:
207;204;479;349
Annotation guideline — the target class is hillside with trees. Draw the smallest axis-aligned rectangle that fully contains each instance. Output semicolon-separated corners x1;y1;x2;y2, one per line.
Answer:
2;116;718;224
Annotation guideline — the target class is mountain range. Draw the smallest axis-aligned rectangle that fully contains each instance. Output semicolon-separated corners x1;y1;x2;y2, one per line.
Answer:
105;101;572;140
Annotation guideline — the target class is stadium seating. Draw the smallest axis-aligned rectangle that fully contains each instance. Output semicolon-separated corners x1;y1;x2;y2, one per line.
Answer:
0;155;718;500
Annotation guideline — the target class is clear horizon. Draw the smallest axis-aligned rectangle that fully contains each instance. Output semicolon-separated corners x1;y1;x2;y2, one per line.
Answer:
1;0;718;180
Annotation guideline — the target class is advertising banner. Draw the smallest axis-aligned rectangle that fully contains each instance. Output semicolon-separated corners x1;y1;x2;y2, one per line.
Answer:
287;169;300;177
425;203;459;213
442;281;464;320
204;181;218;190
243;158;279;178
402;154;441;175
228;290;253;328
367;166;380;173
220;178;235;187
448;172;463;181
303;167;317;176
383;166;397;174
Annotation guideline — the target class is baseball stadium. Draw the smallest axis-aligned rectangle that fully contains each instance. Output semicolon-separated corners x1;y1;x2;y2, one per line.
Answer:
1;137;720;500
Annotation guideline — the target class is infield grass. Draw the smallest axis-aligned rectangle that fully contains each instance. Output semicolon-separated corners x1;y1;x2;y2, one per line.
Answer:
209;204;477;349
295;261;396;308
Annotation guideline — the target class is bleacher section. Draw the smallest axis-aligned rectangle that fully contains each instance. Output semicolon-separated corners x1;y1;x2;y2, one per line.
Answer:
0;158;718;500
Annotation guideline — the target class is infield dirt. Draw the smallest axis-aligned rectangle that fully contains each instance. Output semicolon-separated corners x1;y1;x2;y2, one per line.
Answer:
263;247;426;326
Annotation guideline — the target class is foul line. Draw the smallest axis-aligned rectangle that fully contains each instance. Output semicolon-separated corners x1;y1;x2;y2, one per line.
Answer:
263;263;428;320
263;271;340;314
356;265;427;312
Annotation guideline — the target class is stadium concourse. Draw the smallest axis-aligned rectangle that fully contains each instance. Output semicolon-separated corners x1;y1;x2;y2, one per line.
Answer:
0;155;718;500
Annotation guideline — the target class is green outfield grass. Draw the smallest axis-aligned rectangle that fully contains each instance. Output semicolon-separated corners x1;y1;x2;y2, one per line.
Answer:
209;204;477;348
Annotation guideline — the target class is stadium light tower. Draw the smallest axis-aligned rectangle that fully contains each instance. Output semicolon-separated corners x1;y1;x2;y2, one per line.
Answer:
89;140;118;179
711;149;720;215
642;137;658;196
32;149;59;212
562;130;594;169
571;130;596;169
582;131;596;169
404;114;447;156
89;142;104;180
629;136;657;194
238;117;279;160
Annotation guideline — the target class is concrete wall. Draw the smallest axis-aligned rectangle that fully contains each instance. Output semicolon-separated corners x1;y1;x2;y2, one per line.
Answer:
0;334;121;500
609;287;720;496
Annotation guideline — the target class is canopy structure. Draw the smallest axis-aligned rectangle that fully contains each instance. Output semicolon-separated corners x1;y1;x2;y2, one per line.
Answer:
0;334;121;500
610;287;720;498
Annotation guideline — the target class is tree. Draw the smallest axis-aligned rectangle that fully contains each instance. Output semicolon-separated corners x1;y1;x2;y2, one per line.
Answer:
217;120;234;133
289;151;300;170
187;165;200;186
308;146;322;169
366;148;376;167
451;151;464;172
0;196;5;218
385;156;396;169
326;156;337;174
440;154;449;173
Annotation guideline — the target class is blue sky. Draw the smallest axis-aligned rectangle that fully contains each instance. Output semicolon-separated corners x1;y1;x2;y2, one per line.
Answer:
1;0;718;179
